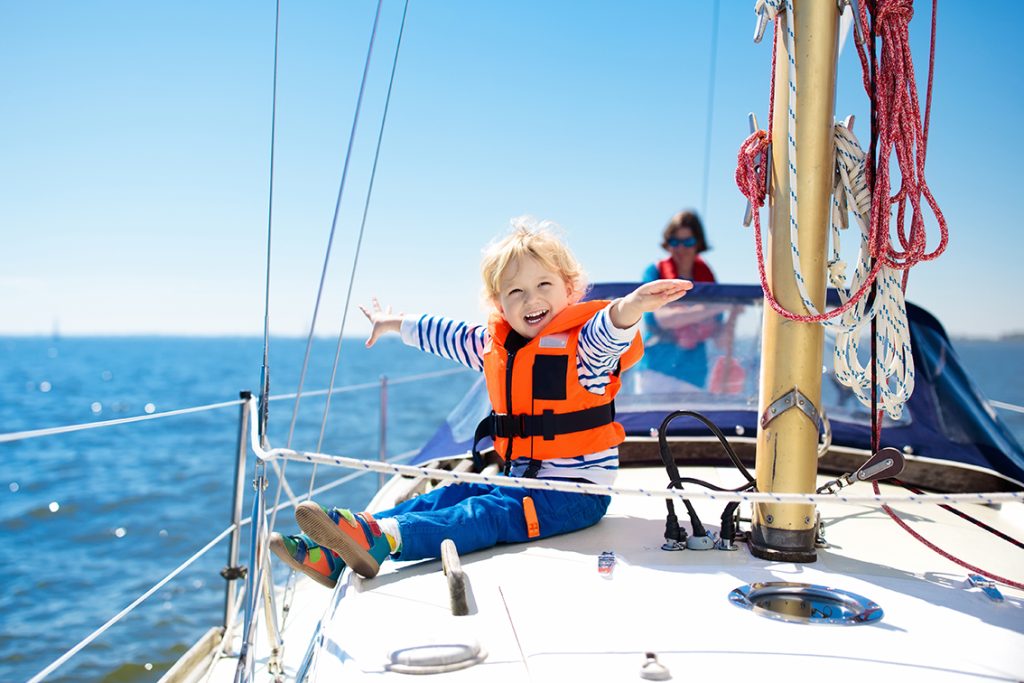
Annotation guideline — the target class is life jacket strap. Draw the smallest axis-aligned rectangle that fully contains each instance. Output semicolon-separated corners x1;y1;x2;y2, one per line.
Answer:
523;459;543;479
488;403;615;440
471;403;615;476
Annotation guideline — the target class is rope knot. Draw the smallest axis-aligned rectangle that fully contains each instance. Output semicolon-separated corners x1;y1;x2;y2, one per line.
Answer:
876;0;913;25
735;129;770;208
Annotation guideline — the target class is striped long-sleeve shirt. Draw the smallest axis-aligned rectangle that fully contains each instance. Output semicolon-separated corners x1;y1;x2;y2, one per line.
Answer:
401;303;639;485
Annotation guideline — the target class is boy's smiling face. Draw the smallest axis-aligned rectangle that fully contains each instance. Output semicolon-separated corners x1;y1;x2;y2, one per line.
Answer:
496;255;573;338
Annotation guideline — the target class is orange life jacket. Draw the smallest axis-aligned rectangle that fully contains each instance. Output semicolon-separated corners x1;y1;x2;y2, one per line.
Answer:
476;300;643;475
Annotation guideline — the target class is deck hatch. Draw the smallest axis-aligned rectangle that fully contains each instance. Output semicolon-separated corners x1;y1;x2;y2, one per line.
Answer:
728;581;882;625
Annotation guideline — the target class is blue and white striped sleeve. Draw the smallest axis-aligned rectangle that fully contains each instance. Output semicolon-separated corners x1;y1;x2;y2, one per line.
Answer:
400;314;488;372
576;304;640;394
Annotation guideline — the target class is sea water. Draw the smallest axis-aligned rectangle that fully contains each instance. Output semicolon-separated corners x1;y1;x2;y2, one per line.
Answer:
0;336;478;682
1;336;1021;682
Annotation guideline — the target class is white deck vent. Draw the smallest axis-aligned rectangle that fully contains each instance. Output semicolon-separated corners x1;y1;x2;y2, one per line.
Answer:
387;640;487;675
728;581;883;625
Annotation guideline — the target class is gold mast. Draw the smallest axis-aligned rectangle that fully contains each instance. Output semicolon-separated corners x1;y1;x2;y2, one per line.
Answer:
750;0;840;562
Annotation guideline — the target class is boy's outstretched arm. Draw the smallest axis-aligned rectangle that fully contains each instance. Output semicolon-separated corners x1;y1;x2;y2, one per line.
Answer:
359;298;404;347
609;279;693;329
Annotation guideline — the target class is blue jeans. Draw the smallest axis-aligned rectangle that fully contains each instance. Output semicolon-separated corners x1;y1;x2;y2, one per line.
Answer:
373;482;611;562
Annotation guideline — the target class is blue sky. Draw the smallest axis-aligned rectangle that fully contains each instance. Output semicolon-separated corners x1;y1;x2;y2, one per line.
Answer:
2;1;1020;338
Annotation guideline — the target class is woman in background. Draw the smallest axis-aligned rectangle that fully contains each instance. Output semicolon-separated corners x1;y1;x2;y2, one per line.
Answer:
640;210;720;389
644;210;715;283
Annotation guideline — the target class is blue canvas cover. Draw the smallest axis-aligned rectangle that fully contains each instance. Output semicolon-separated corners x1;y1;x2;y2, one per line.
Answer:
413;283;1024;490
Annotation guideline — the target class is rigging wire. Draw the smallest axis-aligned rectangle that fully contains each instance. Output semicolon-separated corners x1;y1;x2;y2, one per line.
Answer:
269;0;386;533
282;0;385;451
699;0;721;218
309;0;412;497
258;0;282;450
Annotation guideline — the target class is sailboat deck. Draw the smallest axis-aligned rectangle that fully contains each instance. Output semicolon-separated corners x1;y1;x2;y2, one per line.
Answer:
216;466;1024;682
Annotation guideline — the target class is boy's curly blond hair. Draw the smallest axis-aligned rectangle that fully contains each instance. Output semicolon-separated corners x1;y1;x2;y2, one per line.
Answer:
480;216;588;308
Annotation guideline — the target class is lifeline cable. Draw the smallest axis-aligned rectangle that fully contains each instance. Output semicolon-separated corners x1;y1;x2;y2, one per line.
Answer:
261;443;1023;506
0;368;465;445
246;397;1022;508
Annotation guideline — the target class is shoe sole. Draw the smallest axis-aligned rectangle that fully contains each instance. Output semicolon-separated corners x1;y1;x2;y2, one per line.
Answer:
268;533;338;589
296;502;381;579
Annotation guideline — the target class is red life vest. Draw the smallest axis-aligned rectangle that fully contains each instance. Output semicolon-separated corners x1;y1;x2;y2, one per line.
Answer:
656;256;715;283
479;300;643;471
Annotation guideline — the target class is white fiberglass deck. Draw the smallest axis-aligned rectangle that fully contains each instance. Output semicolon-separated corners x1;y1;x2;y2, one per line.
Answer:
214;466;1024;683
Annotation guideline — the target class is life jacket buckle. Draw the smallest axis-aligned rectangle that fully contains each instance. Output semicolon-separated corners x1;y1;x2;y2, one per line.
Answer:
491;412;528;439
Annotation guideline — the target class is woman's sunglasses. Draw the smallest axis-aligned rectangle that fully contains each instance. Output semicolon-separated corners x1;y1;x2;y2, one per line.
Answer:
667;236;697;248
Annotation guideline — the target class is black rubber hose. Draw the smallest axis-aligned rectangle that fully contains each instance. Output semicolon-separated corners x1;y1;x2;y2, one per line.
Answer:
656;410;757;544
657;410;756;485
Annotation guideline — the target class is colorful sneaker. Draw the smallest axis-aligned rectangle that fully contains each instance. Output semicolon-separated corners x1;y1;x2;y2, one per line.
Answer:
268;531;345;589
295;502;391;579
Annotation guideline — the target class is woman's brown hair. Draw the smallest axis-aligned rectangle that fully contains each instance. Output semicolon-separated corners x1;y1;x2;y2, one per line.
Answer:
661;210;709;253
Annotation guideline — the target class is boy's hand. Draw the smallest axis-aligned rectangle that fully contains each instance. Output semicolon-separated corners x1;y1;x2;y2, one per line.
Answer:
610;279;693;329
359;298;404;347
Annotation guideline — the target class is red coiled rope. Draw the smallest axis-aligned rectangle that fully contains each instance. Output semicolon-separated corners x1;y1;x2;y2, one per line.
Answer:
737;127;886;323
739;2;1019;591
855;0;948;284
735;14;884;323
736;0;948;320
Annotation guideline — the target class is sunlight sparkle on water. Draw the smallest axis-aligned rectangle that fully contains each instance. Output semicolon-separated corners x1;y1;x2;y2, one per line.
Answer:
48;501;59;512
144;403;156;414
91;402;102;414
115;527;127;538
39;381;51;392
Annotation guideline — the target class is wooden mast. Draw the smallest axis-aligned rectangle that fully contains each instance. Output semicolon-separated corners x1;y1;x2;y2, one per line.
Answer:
750;0;840;562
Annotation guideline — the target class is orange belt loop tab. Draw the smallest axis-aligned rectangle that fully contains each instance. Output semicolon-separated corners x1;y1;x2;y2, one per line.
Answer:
522;496;541;538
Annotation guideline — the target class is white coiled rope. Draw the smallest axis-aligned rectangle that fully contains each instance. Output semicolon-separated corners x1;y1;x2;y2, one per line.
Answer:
829;123;915;420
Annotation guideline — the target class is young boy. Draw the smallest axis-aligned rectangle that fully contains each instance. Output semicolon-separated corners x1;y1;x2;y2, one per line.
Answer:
270;220;692;587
